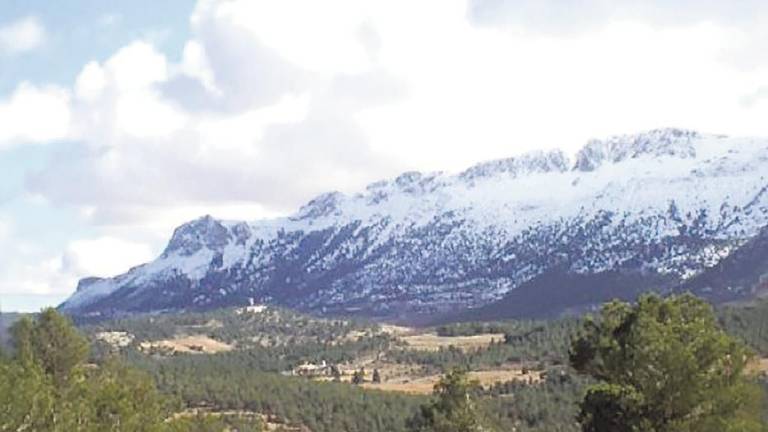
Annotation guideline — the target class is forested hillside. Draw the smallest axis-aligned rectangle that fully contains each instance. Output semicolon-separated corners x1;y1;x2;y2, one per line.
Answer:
3;296;768;431
79;305;589;430
719;299;768;355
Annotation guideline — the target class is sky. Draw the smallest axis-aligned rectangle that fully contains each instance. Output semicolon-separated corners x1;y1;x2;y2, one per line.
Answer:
1;0;768;312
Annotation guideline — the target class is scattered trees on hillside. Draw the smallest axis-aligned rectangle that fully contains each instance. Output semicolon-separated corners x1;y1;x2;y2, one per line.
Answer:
570;294;767;432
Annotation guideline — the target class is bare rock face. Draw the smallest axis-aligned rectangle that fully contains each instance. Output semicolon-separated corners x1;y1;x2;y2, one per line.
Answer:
60;129;768;321
459;150;569;182
574;128;700;171
164;215;233;256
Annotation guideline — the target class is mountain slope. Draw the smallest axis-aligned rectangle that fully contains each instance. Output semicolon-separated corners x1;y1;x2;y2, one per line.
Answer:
434;270;677;323
60;129;768;320
679;226;768;301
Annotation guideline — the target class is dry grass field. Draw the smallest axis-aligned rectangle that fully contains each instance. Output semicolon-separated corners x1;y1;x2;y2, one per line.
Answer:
139;335;233;354
400;332;505;352
360;367;542;395
380;324;414;336
311;327;537;395
315;357;541;395
747;357;768;375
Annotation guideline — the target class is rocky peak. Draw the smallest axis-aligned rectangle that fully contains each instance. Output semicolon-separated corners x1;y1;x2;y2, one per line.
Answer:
574;128;702;172
292;192;344;220
394;171;423;188
75;276;105;293
359;171;446;206
163;215;231;256
395;171;444;194
459;149;569;182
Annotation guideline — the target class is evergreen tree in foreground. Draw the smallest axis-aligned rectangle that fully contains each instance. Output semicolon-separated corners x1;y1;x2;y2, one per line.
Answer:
570;294;767;432
407;368;494;432
0;309;170;431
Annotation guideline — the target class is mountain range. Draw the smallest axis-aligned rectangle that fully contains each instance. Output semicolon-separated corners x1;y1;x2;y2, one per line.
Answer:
59;128;768;322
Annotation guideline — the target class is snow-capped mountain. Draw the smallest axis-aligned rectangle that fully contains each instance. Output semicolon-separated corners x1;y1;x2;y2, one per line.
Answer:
60;129;768;320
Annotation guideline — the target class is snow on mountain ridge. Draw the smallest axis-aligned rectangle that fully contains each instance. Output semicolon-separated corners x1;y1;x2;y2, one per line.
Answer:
60;129;768;318
574;128;706;171
459;149;569;182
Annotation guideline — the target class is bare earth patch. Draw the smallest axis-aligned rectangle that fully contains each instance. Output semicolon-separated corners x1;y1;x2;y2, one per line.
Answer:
140;335;233;354
380;324;414;336
747;357;768;375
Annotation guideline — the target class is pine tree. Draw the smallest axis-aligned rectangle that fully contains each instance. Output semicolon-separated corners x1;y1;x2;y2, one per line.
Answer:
407;368;494;432
570;294;767;432
1;309;171;431
352;368;365;385
331;365;342;382
28;308;89;387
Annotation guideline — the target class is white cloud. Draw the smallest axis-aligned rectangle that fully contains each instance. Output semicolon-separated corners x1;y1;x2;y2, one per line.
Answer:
70;42;186;142
6;0;768;308
62;237;155;278
0;16;46;55
22;0;768;211
0;245;75;300
212;0;374;74
178;40;220;95
29;2;402;215
0;231;155;304
0;209;66;303
467;0;768;33
0;82;71;147
75;61;107;102
106;41;169;91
